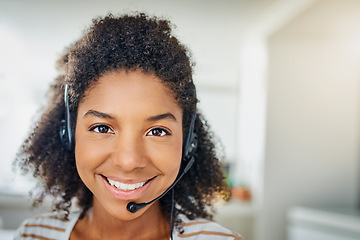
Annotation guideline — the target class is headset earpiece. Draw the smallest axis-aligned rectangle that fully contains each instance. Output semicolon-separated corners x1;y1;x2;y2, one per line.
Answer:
59;84;74;151
182;112;198;173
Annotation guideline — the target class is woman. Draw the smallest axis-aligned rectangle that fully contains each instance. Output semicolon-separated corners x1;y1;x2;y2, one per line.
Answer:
14;13;242;240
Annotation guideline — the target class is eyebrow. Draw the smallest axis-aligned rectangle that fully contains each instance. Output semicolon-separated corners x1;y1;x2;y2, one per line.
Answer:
83;110;177;122
147;113;177;122
83;110;115;119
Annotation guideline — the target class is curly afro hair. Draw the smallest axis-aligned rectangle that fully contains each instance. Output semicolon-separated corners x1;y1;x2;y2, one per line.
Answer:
16;13;230;228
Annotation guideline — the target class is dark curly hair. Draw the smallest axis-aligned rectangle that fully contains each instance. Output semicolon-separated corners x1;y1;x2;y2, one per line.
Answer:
16;13;229;228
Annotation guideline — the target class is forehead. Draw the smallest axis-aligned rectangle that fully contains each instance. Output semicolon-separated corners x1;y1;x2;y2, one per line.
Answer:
78;70;182;117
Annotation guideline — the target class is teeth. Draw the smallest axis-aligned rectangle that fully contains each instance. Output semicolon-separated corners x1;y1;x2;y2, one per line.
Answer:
107;178;147;191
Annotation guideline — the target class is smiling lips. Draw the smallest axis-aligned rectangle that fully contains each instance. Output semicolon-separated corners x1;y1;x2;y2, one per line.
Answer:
107;178;148;191
102;175;155;200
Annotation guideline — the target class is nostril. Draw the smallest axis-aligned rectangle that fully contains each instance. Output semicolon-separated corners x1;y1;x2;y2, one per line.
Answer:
110;146;147;170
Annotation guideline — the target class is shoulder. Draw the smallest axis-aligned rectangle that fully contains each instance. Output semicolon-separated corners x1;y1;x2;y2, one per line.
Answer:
13;211;80;240
175;214;242;240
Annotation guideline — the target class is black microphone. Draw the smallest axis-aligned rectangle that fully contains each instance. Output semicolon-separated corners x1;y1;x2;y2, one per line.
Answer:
126;156;195;213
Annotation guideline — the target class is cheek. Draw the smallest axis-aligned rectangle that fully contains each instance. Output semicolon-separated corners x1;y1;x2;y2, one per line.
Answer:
147;137;183;176
74;133;108;176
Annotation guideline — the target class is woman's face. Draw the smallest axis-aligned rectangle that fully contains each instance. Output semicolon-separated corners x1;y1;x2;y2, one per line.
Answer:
75;70;183;220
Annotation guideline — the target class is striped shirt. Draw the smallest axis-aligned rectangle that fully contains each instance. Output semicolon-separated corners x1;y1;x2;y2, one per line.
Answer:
14;212;242;240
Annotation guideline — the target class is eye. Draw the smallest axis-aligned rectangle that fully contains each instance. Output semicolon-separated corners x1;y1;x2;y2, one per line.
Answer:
147;128;171;137
89;124;114;134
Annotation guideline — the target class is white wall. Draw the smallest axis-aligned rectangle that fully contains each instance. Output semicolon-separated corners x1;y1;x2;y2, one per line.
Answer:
259;0;360;239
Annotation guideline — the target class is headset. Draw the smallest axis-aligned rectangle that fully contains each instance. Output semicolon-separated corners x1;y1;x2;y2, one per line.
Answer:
59;83;197;240
59;83;198;211
59;84;74;151
126;110;198;213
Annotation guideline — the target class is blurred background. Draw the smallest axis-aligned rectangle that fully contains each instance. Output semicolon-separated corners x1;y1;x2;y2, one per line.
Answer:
1;0;360;239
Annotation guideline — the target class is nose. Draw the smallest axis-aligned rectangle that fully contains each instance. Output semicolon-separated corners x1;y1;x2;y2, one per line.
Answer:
110;133;147;171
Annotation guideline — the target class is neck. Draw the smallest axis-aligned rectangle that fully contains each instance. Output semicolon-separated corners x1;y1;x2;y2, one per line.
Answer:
72;198;170;240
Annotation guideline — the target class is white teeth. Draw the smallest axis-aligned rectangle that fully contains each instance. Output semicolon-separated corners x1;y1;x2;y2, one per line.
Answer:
107;178;147;191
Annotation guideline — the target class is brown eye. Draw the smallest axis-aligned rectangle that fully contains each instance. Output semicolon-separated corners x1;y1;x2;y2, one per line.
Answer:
147;128;171;137
90;125;113;134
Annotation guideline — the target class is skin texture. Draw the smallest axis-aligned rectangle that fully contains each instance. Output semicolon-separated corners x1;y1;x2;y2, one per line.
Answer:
72;70;180;239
